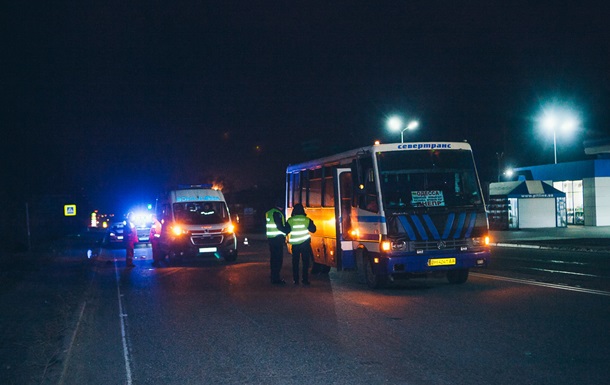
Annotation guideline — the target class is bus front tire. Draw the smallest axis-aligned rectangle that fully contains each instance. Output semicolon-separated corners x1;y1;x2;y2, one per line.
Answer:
364;255;387;289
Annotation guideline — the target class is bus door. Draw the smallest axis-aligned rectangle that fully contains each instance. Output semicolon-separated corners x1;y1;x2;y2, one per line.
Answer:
333;168;355;270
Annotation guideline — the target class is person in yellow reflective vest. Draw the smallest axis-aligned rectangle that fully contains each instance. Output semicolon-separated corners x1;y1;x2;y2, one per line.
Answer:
266;200;291;285
287;203;316;285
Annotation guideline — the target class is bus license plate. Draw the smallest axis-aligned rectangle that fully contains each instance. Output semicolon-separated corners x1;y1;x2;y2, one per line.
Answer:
427;257;456;267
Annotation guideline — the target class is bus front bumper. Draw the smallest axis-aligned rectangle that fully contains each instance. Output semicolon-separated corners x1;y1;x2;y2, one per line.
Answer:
376;249;490;275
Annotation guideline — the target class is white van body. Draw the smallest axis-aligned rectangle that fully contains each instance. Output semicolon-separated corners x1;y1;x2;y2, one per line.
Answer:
154;185;238;262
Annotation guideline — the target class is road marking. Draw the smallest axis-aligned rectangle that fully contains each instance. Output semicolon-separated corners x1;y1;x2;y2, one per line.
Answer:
471;272;610;297
114;261;133;385
524;267;598;277
58;301;87;385
495;256;588;266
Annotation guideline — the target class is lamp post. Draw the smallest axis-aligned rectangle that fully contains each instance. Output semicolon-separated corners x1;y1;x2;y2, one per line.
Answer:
387;116;419;143
540;108;579;164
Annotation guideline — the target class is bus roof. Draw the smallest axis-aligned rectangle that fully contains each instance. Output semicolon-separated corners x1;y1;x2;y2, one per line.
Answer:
286;141;473;173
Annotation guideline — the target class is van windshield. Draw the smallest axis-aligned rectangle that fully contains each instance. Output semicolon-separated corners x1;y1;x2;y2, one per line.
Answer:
173;202;229;225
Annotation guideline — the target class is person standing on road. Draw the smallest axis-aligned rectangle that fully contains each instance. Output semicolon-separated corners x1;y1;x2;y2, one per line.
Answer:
150;214;163;267
266;200;291;285
123;214;138;267
287;203;316;285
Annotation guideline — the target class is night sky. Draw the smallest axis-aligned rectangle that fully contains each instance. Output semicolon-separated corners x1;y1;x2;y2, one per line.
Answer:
3;1;609;213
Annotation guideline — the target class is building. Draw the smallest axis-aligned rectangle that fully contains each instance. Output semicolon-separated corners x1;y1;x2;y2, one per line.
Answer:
511;138;610;227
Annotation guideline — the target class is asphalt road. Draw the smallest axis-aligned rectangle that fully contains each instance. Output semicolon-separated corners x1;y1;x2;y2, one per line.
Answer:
2;239;610;385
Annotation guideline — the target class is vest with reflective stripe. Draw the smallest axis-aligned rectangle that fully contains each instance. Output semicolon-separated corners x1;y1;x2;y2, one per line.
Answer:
266;208;286;238
287;215;311;245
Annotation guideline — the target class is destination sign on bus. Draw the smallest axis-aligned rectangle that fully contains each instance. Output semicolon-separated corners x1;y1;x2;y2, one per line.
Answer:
397;143;453;150
411;190;445;207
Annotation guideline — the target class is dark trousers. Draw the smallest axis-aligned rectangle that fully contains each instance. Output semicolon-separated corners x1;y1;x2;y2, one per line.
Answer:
125;244;134;262
151;240;161;262
291;242;312;283
268;236;285;281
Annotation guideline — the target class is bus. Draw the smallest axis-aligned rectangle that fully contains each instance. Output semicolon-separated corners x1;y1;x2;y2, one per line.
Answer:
285;142;491;289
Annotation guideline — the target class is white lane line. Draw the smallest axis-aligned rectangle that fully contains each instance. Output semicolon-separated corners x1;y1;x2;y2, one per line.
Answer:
58;301;87;385
471;272;610;297
114;260;133;385
524;267;599;277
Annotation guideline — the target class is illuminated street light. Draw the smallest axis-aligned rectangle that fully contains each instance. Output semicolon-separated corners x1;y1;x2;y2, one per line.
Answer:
539;106;580;164
387;116;419;143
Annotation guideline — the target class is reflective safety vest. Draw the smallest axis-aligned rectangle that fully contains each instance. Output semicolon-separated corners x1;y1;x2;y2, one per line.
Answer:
287;215;311;245
150;220;162;240
266;208;286;238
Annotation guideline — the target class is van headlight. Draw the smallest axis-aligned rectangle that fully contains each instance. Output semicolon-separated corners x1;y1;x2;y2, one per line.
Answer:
223;223;235;234
172;225;188;236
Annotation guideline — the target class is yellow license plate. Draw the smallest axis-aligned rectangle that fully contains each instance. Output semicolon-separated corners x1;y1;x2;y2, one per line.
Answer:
427;257;456;267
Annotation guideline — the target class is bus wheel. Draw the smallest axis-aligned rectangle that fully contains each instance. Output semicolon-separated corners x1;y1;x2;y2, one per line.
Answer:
365;256;387;289
447;268;469;284
355;249;366;284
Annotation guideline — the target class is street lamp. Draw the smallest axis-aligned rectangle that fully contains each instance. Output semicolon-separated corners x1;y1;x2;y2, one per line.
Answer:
387;116;419;143
539;107;579;164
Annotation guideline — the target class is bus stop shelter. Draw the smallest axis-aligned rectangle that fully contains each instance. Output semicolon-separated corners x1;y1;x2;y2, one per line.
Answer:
488;180;567;230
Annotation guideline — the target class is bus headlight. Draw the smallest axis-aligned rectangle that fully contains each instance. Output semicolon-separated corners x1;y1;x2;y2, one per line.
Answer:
381;241;391;252
381;240;406;252
472;236;490;246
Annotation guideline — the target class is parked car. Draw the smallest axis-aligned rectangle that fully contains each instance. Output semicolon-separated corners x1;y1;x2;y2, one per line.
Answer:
103;221;125;247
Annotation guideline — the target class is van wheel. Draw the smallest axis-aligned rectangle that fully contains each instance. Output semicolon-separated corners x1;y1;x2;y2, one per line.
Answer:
224;253;238;263
447;269;469;284
364;255;387;289
167;251;181;266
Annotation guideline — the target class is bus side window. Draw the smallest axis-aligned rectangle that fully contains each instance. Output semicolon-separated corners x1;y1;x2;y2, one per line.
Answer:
358;168;379;213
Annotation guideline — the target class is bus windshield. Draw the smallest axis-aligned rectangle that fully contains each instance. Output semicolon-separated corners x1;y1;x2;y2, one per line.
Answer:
377;149;482;209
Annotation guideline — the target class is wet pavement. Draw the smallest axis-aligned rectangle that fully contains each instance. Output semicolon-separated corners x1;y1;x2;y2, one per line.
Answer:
491;225;610;253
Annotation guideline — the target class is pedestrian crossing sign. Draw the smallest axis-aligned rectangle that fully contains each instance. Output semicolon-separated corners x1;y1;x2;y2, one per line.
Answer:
64;204;76;216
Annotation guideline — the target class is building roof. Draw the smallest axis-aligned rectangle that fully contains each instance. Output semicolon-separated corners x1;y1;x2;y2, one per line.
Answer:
513;158;610;181
489;180;566;198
